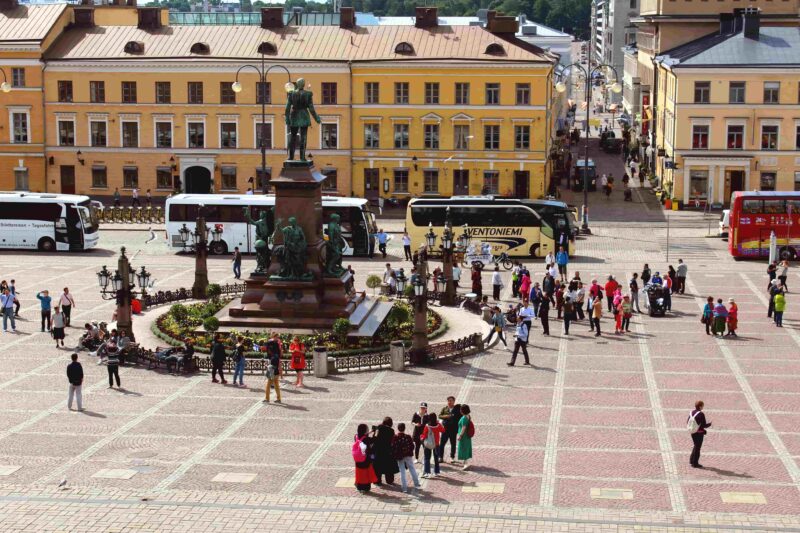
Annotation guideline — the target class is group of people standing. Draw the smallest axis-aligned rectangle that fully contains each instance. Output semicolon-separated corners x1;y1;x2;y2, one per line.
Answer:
702;297;739;337
768;260;790;328
353;398;474;494
3;281;75;343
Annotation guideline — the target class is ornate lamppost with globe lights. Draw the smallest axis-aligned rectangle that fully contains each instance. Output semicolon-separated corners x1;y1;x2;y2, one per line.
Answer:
96;247;150;342
177;207;222;299
411;270;428;352
555;63;622;233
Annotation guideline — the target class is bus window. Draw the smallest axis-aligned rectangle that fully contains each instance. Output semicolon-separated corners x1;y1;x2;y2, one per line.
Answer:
742;199;762;214
411;206;447;226
78;207;97;234
505;207;540;227
788;200;800;214
763;200;785;214
218;205;246;222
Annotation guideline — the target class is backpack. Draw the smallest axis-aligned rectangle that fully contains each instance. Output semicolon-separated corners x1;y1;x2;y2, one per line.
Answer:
352;436;367;462
687;411;699;433
467;419;475;438
423;428;436;450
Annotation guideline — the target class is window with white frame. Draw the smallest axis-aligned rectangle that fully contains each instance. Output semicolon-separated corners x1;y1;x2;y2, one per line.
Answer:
58;119;75;147
484;124;500;150
424;123;439;149
321;122;338;149
454;124;470;150
220;166;237;190
322;168;338;190
394;123;409;149
691;124;709;149
727;124;744;149
796;123;800;150
364;123;380;148
255;120;273;149
483;170;499;194
9;109;29;144
123;167;139;188
14;168;28;191
156;167;172;190
155;121;172;148
394;169;408;192
91;166;107;188
514;125;530;150
761;124;779;150
11;68;25;88
764;82;780;104
689;169;708;201
90;120;107;147
423;169;439;193
220;121;237;149
187;120;205;148
121;121;139;148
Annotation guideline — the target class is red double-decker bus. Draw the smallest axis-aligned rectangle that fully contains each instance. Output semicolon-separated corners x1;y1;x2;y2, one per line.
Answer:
729;191;800;260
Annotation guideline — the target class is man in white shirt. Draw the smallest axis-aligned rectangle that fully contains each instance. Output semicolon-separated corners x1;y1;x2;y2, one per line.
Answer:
544;251;555;267
548;263;558;280
59;288;75;327
518;304;535;324
383;263;394;284
491;266;503;301
452;265;462;288
131;187;140;207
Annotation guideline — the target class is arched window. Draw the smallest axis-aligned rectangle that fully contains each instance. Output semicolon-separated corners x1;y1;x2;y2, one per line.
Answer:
394;42;415;55
124;41;144;54
257;41;277;55
485;43;506;56
190;42;210;55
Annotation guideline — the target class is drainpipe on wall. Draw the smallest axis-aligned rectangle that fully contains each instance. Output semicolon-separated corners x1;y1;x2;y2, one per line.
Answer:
348;60;354;197
42;60;48;193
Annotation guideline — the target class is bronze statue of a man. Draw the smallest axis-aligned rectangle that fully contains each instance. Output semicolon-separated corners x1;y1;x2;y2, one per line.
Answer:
285;78;321;162
242;207;273;274
274;216;310;280
324;213;346;277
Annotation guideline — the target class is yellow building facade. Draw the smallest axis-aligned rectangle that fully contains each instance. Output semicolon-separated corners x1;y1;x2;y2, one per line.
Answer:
1;4;555;200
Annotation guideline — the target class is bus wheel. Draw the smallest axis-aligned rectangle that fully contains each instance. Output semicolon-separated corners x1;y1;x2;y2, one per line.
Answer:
779;247;797;261
38;237;56;252
529;244;540;258
209;240;228;256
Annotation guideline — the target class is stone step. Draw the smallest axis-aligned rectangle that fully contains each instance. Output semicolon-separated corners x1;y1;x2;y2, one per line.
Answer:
347;296;380;328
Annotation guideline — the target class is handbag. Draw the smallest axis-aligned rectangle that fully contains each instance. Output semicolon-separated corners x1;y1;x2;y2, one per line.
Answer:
700;315;707;324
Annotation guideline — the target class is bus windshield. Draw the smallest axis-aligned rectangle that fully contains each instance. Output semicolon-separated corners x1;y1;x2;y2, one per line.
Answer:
78;206;98;234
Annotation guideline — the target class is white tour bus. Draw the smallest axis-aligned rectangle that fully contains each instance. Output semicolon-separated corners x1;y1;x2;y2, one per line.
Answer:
0;192;99;252
165;194;377;256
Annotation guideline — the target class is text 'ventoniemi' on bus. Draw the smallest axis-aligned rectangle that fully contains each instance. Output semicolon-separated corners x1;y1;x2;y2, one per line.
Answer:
165;194;377;256
406;196;576;258
0;192;99;252
728;191;800;260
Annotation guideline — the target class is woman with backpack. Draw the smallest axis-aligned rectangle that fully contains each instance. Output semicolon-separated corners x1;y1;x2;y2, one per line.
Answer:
419;413;444;478
372;417;399;485
457;404;473;471
289;336;306;387
353;423;378;494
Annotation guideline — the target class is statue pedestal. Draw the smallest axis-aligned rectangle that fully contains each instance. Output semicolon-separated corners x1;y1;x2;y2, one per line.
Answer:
220;160;364;331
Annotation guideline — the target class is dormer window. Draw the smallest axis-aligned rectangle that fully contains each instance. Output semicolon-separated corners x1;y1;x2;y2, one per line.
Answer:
190;42;210;55
124;41;144;54
394;42;415;55
485;43;506;56
257;41;277;55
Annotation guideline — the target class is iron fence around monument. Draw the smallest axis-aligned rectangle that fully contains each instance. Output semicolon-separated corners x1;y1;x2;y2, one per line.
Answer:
142;283;246;308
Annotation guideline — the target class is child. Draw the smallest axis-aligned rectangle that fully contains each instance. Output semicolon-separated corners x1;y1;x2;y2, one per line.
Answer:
289;336;306;387
774;292;785;327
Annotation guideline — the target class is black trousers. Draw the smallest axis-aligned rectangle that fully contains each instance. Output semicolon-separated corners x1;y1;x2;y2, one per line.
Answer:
212;364;225;381
779;275;788;290
107;364;120;387
705;317;712;335
540;311;550;335
493;284;502;301
607;295;614;312
413;434;423;459
404;245;412;261
438;430;457;460
576;305;585;320
62;304;72;326
41;310;51;331
510;339;529;365
14;300;20;315
690;433;704;466
563;317;571;334
592;317;601;335
676;276;686;294
485;328;507;347
379;243;387;258
622;317;631;331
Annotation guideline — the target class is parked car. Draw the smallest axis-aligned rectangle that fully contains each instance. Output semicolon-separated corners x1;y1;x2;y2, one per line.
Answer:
719;209;730;239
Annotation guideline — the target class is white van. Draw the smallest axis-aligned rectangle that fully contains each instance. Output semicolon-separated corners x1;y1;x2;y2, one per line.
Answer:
719;209;730;239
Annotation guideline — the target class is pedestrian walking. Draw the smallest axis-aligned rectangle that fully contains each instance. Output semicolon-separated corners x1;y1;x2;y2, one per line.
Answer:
37;290;52;331
373;417;399;485
641;264;651;286
402;232;412;261
264;346;282;403
353;423;378;493
726;298;738;337
471;264;483;299
779;259;790;291
113;187;121;207
145;189;152;207
453;264;461;288
592;295;603;336
629;273;641;313
712;298;728;337
59;288;75;327
620;295;632;332
411;402;430;463
507;319;531;366
544;251;555;267
563;295;577;335
555;246;569;282
774;291;786;327
485;307;509;349
131;187;140;207
289;336;306;387
52;307;66;347
66;353;84;411
662;274;673;311
106;342;121;388
457;404;473;471
437;396;461;463
702;297;714;335
604;276;619;312
539;297;551;335
232;247;242;279
9;280;20;317
688;400;711;468
233;336;246;387
491;266;503;301
391;423;420;493
210;335;227;384
676;259;688;294
420;414;444;478
767;262;778;291
768;280;783;318
511;263;520;298
519;271;532;303
530;282;542;318
1;287;15;333
574;282;586;320
376;229;389;258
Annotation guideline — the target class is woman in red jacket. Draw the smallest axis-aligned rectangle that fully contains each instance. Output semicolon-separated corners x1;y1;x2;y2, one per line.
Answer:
289;336;306;387
420;413;445;478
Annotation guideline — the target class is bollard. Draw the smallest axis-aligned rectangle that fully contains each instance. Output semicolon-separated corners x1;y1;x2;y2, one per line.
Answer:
313;346;328;378
482;306;492;323
390;340;406;372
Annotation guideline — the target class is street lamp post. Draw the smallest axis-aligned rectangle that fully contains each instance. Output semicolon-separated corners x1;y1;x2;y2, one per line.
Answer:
96;247;149;342
231;49;294;193
177;207;222;299
440;207;457;306
0;69;12;94
411;272;428;352
556;63;622;234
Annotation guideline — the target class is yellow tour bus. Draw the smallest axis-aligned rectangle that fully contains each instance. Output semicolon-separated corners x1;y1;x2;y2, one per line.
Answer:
405;196;576;258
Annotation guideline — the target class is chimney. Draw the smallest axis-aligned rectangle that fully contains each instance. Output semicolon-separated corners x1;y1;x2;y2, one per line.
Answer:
137;7;161;29
719;12;734;35
743;7;760;40
486;10;519;34
73;7;95;27
261;7;284;29
414;6;438;29
339;6;355;29
0;0;19;11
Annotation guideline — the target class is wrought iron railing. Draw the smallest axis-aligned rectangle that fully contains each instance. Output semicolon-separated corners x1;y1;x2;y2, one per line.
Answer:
142;283;246;308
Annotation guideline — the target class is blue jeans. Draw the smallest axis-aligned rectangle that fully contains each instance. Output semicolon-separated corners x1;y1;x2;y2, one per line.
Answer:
423;446;440;474
775;311;784;327
233;358;245;385
2;308;14;331
396;456;420;491
233;262;241;279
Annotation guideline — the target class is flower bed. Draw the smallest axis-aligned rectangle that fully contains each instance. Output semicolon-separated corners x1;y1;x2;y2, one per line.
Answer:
152;300;445;357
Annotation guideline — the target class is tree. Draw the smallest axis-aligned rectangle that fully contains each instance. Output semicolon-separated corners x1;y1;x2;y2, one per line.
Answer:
531;0;550;22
